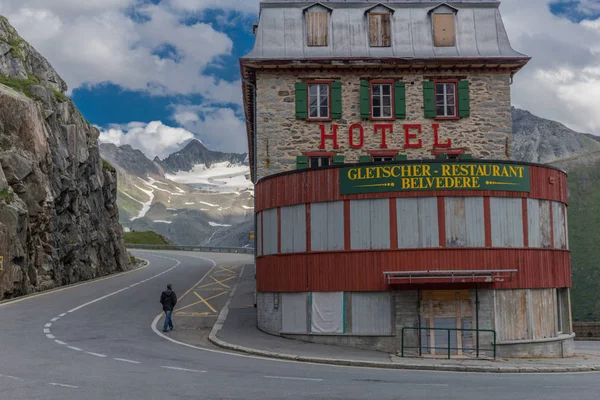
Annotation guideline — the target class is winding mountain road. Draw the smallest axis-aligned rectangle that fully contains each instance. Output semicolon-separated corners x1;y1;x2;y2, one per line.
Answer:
0;250;599;400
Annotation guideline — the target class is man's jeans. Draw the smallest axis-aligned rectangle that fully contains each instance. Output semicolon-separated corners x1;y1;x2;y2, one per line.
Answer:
163;310;173;332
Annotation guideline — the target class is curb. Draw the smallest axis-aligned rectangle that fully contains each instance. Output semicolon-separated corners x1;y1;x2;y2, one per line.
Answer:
208;272;600;373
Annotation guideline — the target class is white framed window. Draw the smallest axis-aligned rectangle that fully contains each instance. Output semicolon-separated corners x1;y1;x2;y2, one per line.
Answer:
372;83;393;119
435;82;457;118
308;83;330;119
310;156;331;168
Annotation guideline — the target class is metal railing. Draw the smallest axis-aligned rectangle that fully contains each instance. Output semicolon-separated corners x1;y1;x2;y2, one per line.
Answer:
125;244;255;254
401;327;497;359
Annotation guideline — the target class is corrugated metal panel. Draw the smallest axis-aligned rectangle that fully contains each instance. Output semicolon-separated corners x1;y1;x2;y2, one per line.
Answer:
531;289;556;340
257;249;572;292
528;199;552;248
351;199;390;250
351;292;392;335
465;197;485;247
248;2;526;60
397;198;419;248
418;198;440;248
495;289;528;341
564;206;570;249
282;293;308;333
255;165;568;212
263;208;278;255
281;204;306;253
553;202;567;250
257;212;263;257
311;201;344;251
445;197;485;248
490;197;523;248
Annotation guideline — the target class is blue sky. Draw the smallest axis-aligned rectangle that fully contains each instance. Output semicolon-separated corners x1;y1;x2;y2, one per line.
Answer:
2;0;600;158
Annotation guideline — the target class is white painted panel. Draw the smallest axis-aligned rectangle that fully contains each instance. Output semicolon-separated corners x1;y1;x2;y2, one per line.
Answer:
370;199;390;249
350;200;371;250
397;198;419;248
445;197;467;247
465;197;485;247
281;205;306;253
282;293;308;334
257;212;262;257
311;292;344;334
263;208;278;255
312;202;344;251
418;198;440;248
553;202;567;249
490;198;523;248
527;199;541;248
351;293;392;335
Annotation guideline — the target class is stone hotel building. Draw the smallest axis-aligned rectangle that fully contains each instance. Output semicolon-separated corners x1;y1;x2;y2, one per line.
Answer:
241;0;574;358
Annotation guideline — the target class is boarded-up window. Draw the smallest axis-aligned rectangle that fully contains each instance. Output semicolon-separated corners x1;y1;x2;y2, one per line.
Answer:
369;13;391;47
307;12;328;46
433;14;456;47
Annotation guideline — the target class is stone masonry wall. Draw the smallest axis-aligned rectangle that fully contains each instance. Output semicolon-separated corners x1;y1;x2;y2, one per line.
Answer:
255;70;512;180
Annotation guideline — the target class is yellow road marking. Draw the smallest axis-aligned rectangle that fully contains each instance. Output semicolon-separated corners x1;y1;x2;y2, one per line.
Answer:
175;264;217;305
217;266;238;274
210;275;237;289
173;290;227;313
193;292;217;313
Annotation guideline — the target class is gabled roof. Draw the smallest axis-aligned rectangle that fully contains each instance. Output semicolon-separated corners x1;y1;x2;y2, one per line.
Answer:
365;3;396;13
428;3;460;13
303;2;333;12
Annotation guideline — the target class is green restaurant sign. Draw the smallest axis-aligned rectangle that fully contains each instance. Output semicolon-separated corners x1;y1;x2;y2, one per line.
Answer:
340;162;531;195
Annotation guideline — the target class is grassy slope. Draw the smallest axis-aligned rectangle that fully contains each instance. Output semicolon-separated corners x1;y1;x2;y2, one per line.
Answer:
565;159;600;322
124;231;171;245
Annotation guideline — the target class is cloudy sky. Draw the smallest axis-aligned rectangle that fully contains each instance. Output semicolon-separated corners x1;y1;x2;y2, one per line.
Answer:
0;0;599;159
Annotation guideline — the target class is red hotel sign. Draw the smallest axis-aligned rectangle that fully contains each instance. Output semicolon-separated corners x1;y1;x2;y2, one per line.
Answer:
319;123;452;150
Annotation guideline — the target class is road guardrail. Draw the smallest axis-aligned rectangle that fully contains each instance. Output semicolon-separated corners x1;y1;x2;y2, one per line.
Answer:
125;244;255;255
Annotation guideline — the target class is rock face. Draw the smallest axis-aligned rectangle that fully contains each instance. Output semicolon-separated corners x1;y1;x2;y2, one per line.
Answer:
0;17;129;298
512;108;600;163
157;139;248;174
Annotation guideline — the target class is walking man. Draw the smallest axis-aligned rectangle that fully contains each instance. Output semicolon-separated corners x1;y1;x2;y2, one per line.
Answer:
160;284;177;333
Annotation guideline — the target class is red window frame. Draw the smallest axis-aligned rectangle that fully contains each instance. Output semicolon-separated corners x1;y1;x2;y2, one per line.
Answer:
369;150;399;162
434;79;459;121
370;79;395;121
303;151;335;168
306;80;332;122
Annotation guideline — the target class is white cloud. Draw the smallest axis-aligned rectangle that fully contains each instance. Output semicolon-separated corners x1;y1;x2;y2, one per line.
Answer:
167;0;260;13
172;105;248;154
99;121;195;159
501;0;600;135
0;0;244;102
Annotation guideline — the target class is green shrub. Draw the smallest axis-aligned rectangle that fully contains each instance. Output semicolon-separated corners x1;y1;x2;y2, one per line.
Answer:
0;189;14;202
124;231;171;245
0;75;38;98
102;159;116;173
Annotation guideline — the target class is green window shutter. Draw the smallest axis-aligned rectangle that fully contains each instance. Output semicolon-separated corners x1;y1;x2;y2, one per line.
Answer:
461;153;473;160
296;155;308;169
423;81;435;118
359;155;372;163
436;153;448;160
458;80;470;118
360;80;370;119
331;81;342;119
295;82;307;119
395;154;408;161
333;155;345;165
394;82;406;119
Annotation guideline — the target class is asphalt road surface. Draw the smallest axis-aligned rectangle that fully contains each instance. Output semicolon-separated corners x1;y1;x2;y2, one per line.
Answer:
1;250;599;400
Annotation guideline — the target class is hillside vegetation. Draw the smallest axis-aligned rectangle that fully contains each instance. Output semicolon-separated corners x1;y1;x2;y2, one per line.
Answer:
124;231;171;245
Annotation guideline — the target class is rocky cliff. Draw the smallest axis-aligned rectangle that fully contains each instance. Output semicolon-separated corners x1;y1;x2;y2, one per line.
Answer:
0;17;129;298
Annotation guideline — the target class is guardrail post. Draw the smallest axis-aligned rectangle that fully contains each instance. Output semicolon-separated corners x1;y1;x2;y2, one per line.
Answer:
447;329;451;360
401;328;405;358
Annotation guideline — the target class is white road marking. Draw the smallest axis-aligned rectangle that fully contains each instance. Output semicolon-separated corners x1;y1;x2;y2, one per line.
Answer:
161;366;206;373
264;376;323;382
114;358;141;364
67;261;180;314
55;340;67;346
59;313;67;317
51;317;59;322
85;352;107;358
0;374;23;381
43;328;50;334
49;383;79;389
46;334;56;339
68;346;83;352
44;323;52;328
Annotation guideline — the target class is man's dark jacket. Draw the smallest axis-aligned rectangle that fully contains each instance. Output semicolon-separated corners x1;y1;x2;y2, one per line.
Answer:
160;289;177;311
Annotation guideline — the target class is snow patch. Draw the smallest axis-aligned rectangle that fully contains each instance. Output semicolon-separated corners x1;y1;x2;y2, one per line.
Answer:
199;201;219;207
153;220;172;224
165;162;252;192
242;205;254;210
130;185;154;221
209;222;232;227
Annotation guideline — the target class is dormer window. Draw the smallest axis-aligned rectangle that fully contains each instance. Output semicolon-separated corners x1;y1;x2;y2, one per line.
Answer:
430;4;458;47
305;4;332;47
367;5;394;47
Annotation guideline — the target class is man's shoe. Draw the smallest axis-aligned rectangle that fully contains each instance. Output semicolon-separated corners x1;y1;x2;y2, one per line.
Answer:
162;330;169;333
170;327;174;331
